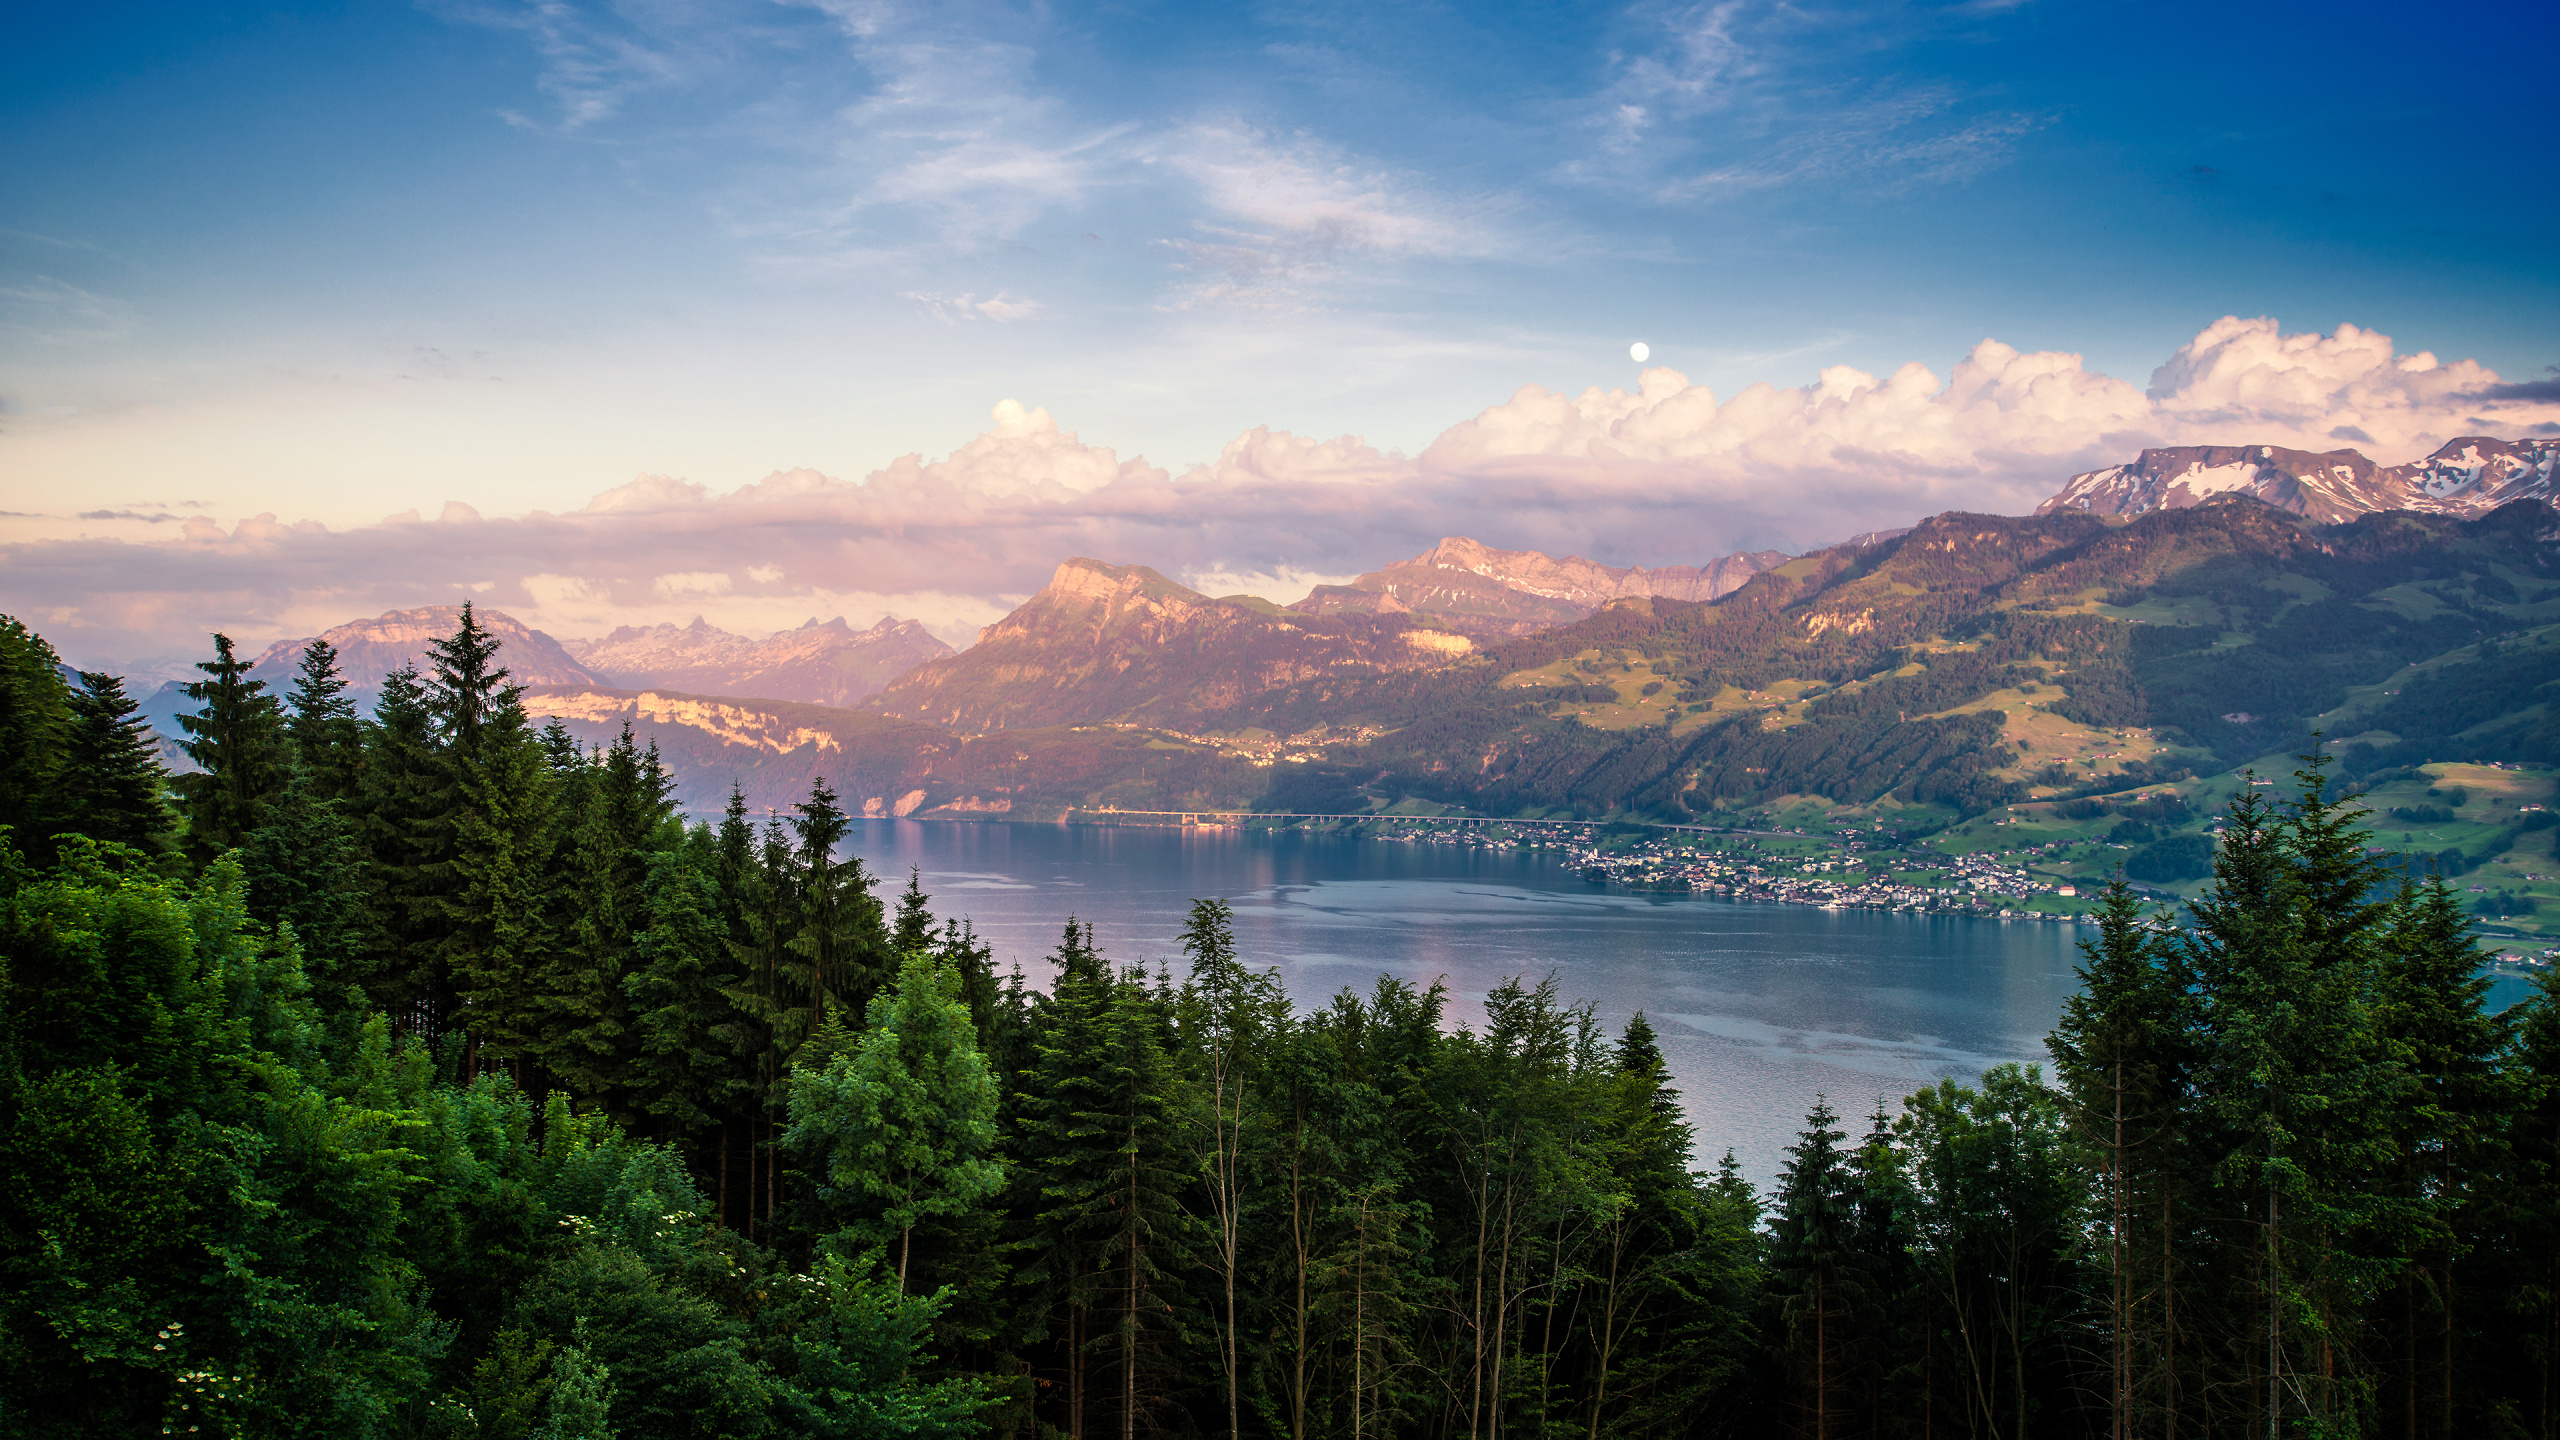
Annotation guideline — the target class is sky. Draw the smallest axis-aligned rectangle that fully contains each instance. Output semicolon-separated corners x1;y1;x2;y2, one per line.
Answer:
5;0;2557;673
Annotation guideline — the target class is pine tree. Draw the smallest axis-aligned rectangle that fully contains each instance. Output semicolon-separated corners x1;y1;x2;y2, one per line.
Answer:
785;777;890;1037
353;665;455;1039
0;616;72;863
239;764;380;1022
283;638;365;803
626;841;751;1150
61;669;173;854
1770;1096;1859;1440
2050;876;2194;1440
175;632;286;864
788;950;1007;1292
537;723;671;1111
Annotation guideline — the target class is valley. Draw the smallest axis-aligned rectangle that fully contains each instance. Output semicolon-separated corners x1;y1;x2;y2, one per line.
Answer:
122;431;2560;944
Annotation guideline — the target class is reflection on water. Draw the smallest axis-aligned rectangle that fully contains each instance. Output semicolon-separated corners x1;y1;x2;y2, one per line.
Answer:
836;819;2537;1186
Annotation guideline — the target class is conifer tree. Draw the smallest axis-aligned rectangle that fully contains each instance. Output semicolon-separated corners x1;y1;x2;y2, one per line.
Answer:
786;777;890;1034
283;638;365;803
354;664;454;1038
443;692;562;1081
2051;876;2195;1439
2371;874;2514;1434
539;723;670;1110
62;669;172;853
176;631;287;863
240;765;380;1021
627;842;751;1149
1770;1096;1859;1440
0;616;72;862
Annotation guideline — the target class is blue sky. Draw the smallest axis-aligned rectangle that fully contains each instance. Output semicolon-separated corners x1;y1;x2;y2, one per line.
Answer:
5;0;2557;663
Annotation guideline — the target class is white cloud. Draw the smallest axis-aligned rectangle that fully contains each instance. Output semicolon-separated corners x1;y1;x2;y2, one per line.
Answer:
18;316;2558;674
904;290;1044;323
653;570;735;599
1178;565;1364;606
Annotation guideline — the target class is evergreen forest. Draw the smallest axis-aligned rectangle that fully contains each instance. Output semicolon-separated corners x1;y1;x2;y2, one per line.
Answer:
6;604;2560;1440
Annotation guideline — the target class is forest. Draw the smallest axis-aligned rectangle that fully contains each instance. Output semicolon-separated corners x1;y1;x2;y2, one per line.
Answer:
5;602;2560;1440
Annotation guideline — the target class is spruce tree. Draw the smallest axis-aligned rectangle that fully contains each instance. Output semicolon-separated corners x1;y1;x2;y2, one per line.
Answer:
283;638;365;803
239;765;380;1021
353;664;455;1038
785;777;890;1035
626;841;751;1149
0;616;72;862
175;631;287;863
2050;876;2195;1439
442;689;561;1081
1770;1096;1860;1440
62;669;173;854
538;723;669;1110
1173;897;1284;1440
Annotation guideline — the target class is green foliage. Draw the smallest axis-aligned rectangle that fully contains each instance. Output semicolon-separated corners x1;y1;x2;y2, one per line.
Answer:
2125;830;2215;882
175;631;288;863
14;600;2560;1438
787;951;1006;1290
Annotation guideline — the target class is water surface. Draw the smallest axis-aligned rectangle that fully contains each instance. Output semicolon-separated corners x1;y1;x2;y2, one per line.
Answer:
839;821;2539;1186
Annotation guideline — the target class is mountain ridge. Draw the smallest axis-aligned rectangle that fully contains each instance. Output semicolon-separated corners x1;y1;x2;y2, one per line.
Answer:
2038;435;2560;524
1288;536;1788;634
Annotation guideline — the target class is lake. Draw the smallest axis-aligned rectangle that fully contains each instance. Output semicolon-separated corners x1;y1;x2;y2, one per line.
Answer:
838;819;2542;1187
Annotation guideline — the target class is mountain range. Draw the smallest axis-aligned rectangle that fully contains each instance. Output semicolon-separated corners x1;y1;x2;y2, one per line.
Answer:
564;615;954;707
118;432;2560;829
2038;436;2560;524
1288;536;1788;635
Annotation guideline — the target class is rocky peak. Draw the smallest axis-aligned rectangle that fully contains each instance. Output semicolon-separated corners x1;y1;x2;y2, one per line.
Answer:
251;605;598;690
2037;436;2560;524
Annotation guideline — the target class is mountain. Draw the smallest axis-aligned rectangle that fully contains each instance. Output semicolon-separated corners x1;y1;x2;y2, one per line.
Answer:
137;605;599;766
2038;436;2560;524
1288;535;1788;635
864;557;1479;734
566;615;955;707
522;684;1272;817
250;605;599;692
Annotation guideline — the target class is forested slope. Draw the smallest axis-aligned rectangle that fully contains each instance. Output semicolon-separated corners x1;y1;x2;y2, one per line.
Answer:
7;606;2560;1438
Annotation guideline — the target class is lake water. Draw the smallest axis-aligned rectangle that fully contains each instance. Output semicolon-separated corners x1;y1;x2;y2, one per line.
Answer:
839;820;2542;1187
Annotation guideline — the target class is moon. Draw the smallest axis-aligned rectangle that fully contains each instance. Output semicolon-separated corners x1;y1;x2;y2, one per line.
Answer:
1630;341;1650;363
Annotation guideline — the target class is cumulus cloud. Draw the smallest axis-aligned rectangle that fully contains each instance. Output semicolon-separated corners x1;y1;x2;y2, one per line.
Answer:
14;317;2557;675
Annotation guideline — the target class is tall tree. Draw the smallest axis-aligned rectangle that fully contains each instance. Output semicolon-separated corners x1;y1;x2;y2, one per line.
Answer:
283;638;366;803
1175;897;1286;1439
62;669;173;854
353;664;454;1039
789;950;1007;1292
175;632;286;864
785;777;890;1035
2050;877;2195;1440
1769;1096;1860;1440
0;616;72;862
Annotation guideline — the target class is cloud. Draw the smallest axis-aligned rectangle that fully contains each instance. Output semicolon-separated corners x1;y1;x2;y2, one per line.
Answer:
2465;373;2560;403
1155;123;1499;308
14;317;2557;675
904;290;1044;323
0;275;139;343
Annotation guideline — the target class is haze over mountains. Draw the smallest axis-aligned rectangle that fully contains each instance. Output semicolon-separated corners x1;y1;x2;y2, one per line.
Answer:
1290;537;1790;635
564;616;955;708
115;431;2560;823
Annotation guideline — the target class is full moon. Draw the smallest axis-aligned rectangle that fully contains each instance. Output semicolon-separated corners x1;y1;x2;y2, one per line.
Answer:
1629;341;1650;363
